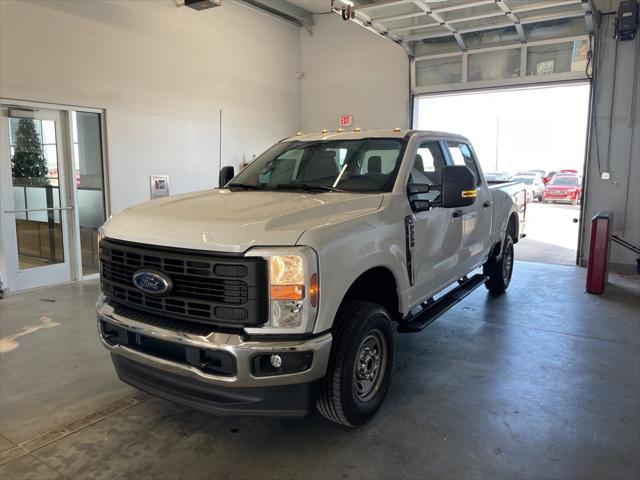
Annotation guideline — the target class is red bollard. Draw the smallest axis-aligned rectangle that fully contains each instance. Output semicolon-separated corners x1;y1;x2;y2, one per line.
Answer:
586;211;614;294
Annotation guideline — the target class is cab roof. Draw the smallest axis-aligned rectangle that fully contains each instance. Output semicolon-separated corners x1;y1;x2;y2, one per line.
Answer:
280;129;468;143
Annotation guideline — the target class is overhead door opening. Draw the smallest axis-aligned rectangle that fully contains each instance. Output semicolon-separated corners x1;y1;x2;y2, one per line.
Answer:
414;83;590;266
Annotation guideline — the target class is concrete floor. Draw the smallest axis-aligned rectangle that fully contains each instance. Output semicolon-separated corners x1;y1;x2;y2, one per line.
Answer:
0;262;638;480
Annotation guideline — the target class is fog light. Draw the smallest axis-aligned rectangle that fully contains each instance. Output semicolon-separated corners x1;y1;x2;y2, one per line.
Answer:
270;354;282;368
251;352;314;377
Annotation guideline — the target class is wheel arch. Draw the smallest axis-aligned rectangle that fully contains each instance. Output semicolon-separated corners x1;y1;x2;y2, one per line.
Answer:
338;266;401;322
507;211;519;244
490;210;520;261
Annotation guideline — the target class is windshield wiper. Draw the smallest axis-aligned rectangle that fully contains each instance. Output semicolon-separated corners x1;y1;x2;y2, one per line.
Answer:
274;183;345;193
227;183;264;190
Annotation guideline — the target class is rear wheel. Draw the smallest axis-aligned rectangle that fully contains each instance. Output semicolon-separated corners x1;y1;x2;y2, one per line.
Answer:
316;301;394;427
483;233;514;294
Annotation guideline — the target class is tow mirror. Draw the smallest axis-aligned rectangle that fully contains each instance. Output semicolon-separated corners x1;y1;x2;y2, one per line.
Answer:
219;166;235;187
407;183;430;195
441;165;477;208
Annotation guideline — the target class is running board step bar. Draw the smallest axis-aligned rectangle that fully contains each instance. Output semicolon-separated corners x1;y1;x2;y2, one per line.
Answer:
397;274;489;333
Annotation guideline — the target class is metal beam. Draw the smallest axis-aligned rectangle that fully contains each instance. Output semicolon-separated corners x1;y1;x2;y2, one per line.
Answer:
414;1;466;50
374;11;425;23
581;0;594;33
334;7;414;56
430;0;495;14
238;0;315;33
414;34;589;61
404;5;587;43
357;0;417;14
518;10;586;25
511;0;581;14
498;0;526;42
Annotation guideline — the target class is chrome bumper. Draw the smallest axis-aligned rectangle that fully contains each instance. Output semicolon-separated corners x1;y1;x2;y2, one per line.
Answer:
96;297;332;388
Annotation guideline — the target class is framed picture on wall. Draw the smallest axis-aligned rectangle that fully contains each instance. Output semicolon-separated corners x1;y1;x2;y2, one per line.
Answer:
150;175;170;199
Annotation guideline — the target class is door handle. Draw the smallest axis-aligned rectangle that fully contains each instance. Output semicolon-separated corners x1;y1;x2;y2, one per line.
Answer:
452;210;464;218
483;201;492;208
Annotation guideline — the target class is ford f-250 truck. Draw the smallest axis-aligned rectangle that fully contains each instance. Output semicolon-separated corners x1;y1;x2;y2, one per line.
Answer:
96;129;526;426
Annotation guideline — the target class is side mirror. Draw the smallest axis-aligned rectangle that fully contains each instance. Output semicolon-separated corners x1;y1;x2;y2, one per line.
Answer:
441;165;477;208
407;183;430;195
219;166;235;187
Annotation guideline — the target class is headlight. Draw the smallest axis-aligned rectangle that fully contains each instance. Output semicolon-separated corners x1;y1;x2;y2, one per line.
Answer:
245;246;319;334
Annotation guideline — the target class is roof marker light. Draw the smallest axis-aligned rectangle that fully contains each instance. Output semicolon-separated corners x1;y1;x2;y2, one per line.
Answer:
337;128;344;132
354;127;361;132
322;128;329;134
394;127;401;132
296;132;303;136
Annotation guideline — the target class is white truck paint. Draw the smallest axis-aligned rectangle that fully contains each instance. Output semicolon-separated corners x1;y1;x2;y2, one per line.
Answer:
96;130;526;426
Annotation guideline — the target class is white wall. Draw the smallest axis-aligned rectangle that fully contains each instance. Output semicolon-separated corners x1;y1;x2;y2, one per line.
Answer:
300;14;409;132
0;0;301;213
581;6;639;269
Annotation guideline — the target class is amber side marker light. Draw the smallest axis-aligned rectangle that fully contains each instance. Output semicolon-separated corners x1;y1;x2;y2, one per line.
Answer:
309;273;318;307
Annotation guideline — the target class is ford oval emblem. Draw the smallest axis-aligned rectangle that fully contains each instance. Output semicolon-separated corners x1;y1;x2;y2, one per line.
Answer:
132;269;172;295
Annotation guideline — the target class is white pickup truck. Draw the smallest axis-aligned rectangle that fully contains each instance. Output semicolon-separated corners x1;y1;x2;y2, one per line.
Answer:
96;129;526;426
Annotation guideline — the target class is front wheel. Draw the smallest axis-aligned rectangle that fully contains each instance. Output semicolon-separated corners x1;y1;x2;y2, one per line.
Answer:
483;233;514;294
316;301;395;427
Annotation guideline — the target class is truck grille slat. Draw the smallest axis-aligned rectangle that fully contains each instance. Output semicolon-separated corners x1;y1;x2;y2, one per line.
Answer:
100;239;268;327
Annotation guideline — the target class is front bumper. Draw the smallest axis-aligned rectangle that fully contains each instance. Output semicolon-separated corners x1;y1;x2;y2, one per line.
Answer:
97;297;332;413
112;354;316;417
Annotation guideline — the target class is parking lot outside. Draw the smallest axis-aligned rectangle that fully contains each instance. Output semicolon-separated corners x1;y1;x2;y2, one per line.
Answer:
515;202;581;266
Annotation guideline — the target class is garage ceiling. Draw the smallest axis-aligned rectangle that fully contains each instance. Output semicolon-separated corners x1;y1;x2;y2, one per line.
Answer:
350;0;593;54
255;1;595;57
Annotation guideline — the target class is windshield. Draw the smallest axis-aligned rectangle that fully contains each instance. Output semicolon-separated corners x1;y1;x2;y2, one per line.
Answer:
228;138;406;193
551;176;579;186
513;176;534;185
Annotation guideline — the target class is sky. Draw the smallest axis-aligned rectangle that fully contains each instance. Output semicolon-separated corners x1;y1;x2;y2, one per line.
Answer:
416;83;590;175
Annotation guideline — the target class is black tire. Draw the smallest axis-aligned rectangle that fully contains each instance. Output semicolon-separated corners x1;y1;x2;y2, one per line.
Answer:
483;233;514;294
316;300;395;427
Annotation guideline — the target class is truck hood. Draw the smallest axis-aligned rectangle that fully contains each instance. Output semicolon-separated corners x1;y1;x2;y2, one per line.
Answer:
103;189;384;253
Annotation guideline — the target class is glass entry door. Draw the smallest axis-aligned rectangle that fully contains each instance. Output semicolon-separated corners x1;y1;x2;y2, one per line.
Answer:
0;107;74;291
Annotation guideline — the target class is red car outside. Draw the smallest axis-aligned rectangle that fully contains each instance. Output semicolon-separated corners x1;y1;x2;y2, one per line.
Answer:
542;175;582;205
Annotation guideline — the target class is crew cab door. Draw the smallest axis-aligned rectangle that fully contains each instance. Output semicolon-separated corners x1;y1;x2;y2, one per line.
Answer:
406;140;463;303
444;141;492;275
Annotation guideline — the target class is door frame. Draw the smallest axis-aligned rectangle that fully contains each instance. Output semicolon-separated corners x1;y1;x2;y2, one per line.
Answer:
0;98;110;293
411;81;592;266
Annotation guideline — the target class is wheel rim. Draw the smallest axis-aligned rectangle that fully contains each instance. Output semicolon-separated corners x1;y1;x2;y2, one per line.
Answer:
503;241;514;285
353;329;387;403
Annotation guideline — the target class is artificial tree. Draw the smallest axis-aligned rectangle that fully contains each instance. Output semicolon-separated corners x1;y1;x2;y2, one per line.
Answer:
11;118;48;186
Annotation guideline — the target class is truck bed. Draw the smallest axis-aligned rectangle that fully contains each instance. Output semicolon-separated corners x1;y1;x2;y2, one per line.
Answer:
488;180;527;241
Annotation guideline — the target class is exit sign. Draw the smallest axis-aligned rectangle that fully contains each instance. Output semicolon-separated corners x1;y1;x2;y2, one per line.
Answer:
339;115;353;127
